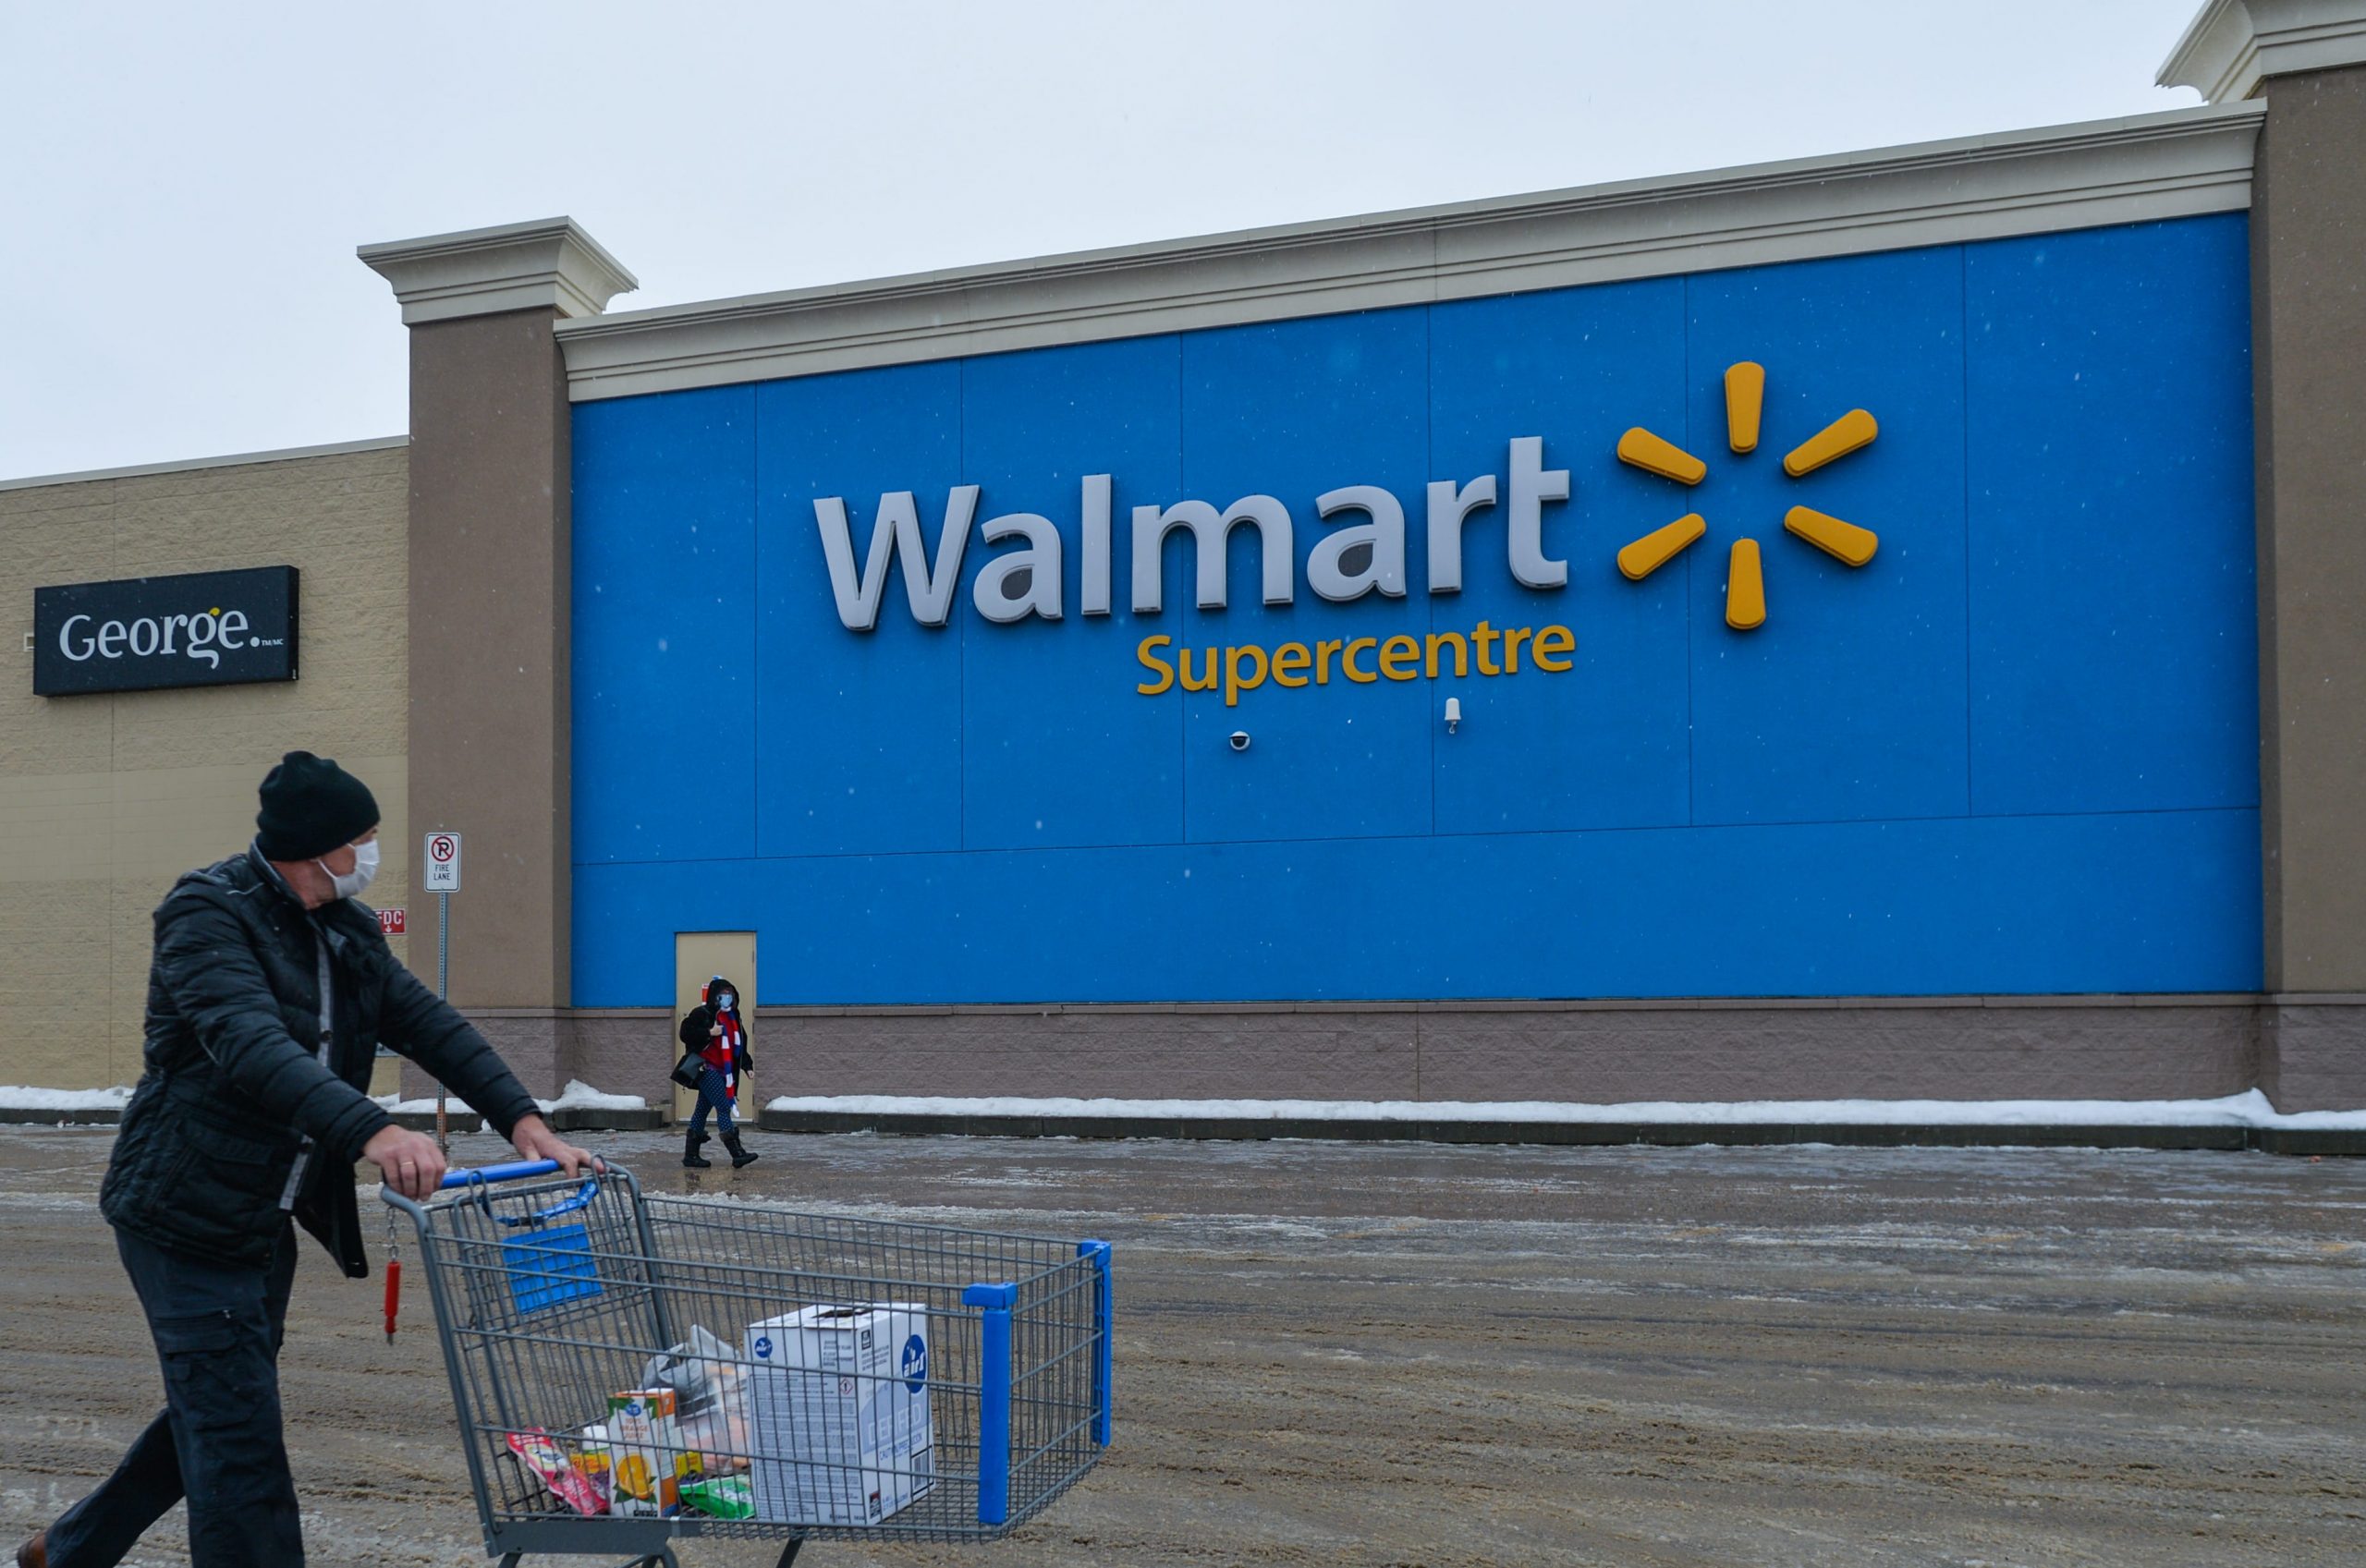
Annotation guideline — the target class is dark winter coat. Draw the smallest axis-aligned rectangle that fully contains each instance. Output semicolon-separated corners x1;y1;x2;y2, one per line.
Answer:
677;975;756;1077
99;845;541;1279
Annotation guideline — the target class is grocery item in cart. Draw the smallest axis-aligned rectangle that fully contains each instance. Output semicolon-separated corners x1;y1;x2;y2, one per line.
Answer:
570;1425;611;1493
605;1389;700;1517
504;1429;608;1516
744;1303;935;1525
680;1473;757;1520
640;1324;752;1470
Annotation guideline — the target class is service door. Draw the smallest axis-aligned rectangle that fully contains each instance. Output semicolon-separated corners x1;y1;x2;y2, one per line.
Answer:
673;931;755;1125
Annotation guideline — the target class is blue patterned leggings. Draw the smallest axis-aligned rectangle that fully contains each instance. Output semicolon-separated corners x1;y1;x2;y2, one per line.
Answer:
688;1064;736;1136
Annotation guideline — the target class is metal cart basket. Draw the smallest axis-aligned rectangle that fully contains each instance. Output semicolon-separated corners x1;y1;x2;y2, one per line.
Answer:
384;1161;1114;1567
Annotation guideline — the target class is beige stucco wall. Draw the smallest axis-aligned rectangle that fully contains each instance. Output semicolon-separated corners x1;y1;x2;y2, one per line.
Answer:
0;444;411;1090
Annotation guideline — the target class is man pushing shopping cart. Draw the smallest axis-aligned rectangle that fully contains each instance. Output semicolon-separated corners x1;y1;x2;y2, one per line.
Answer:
21;749;1114;1568
18;753;599;1568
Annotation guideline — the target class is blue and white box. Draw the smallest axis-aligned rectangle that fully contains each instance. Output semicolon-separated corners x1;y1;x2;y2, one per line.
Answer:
745;1303;934;1525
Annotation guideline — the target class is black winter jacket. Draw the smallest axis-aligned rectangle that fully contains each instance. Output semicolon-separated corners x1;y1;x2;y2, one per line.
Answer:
99;845;541;1278
677;1010;756;1076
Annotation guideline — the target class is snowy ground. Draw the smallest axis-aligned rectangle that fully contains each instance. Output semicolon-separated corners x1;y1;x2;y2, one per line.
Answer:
5;1124;2364;1566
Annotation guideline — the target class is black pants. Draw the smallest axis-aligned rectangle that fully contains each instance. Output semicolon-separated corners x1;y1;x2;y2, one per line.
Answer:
47;1222;303;1567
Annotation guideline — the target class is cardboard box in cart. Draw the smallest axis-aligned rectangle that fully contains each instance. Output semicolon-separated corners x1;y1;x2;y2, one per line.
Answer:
745;1304;934;1525
607;1388;698;1517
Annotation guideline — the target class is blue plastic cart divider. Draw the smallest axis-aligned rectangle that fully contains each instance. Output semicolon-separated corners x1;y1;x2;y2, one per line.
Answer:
497;1223;604;1314
962;1281;1018;1525
1079;1240;1114;1446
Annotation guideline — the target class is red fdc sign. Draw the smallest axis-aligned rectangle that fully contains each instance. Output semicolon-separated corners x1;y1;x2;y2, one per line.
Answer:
380;908;407;936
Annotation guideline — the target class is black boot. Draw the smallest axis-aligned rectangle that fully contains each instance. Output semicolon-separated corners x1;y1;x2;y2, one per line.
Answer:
682;1131;712;1169
722;1130;759;1169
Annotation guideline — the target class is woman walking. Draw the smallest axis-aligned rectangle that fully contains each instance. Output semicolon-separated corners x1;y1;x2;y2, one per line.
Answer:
677;976;758;1169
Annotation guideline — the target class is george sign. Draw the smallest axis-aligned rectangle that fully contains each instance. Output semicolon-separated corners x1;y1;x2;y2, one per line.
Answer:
423;832;462;892
33;565;299;697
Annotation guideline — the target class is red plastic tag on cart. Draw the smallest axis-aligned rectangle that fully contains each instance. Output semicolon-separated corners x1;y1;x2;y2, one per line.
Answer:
384;1256;402;1343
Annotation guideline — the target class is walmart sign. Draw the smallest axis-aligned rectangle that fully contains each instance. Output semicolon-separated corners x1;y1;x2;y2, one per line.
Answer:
814;361;1881;660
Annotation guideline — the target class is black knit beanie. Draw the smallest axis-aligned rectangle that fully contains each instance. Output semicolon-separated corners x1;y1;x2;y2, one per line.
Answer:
255;751;380;861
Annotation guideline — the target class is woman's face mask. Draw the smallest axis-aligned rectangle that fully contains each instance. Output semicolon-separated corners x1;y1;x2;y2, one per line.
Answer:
716;992;736;1012
318;838;380;901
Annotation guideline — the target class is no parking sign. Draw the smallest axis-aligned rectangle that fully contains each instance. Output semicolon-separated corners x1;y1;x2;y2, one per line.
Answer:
423;832;462;892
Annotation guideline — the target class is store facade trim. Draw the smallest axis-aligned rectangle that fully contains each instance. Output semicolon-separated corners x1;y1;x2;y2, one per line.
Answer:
357;215;639;326
557;104;2263;403
2160;0;2366;102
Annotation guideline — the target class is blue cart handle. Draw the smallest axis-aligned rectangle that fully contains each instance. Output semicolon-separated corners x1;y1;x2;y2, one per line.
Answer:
438;1160;562;1188
441;1160;606;1227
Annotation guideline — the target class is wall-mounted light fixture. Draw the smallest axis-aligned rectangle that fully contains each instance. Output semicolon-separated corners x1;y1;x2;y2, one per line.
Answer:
1444;697;1462;735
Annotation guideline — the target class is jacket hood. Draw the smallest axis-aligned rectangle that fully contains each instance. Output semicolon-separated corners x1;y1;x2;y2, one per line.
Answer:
705;976;741;1012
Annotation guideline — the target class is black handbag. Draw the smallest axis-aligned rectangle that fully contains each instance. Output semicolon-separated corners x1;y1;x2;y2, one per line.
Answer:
671;1051;707;1091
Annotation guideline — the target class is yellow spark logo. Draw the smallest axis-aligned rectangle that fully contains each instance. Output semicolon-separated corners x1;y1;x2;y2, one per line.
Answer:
1612;362;1879;630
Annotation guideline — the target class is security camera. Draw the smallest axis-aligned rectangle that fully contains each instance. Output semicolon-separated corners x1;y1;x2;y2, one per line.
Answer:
1227;731;1251;752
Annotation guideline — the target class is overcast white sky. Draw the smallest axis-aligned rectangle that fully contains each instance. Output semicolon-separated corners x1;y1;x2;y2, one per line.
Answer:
1;1;2207;480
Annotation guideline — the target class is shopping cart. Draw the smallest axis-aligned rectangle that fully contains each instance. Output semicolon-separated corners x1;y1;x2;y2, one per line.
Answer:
383;1160;1114;1567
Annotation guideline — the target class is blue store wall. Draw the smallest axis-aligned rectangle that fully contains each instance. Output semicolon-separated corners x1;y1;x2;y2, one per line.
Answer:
570;215;2261;1007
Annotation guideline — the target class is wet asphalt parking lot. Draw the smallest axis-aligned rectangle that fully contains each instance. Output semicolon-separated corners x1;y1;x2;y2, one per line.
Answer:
4;1124;2363;1566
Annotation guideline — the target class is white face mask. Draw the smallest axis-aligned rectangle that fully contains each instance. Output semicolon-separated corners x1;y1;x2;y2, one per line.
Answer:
318;838;380;901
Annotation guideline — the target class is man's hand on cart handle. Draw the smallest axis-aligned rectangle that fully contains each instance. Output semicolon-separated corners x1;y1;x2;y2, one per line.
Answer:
509;1114;604;1179
364;1125;447;1199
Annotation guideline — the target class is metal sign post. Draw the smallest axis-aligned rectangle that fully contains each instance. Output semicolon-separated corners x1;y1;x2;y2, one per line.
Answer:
422;833;463;1153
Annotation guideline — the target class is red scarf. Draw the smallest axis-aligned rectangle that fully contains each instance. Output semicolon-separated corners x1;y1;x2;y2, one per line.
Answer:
701;1007;741;1097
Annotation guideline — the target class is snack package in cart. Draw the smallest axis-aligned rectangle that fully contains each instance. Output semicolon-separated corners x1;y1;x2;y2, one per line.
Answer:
680;1473;757;1520
506;1429;608;1516
744;1304;934;1525
606;1389;700;1516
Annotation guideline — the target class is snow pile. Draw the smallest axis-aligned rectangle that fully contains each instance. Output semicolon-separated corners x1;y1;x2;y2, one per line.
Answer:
0;1085;133;1112
12;1084;2366;1132
762;1088;2366;1131
537;1080;648;1113
369;1080;646;1116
